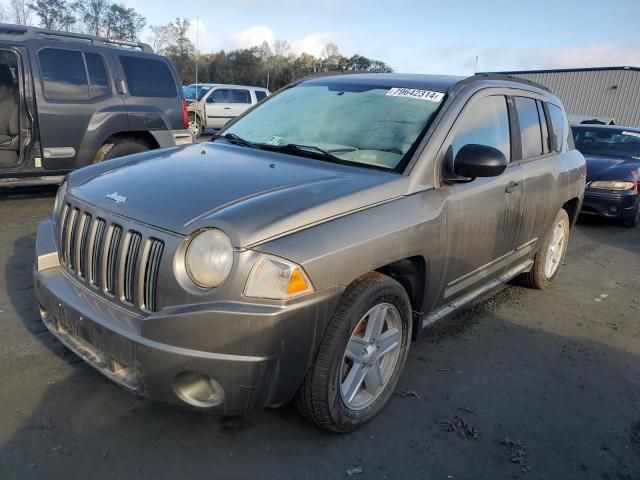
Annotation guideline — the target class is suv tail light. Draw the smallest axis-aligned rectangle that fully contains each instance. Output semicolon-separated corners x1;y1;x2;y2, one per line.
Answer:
182;99;189;129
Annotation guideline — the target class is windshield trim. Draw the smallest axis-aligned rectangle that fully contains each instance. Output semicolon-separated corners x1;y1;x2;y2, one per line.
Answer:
218;81;447;175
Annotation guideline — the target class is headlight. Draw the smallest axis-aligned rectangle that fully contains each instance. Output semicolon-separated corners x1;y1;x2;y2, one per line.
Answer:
244;255;314;299
185;229;234;288
589;180;635;191
53;181;67;218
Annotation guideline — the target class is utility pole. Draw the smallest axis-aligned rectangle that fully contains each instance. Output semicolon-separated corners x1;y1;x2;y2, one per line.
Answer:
195;16;199;87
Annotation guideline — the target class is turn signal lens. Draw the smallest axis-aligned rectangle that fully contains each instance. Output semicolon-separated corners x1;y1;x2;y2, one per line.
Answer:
245;255;313;299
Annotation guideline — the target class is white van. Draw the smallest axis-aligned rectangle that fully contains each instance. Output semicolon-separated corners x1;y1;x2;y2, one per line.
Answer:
187;84;270;136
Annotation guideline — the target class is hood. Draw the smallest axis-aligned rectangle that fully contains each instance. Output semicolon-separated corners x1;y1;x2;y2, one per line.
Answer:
68;143;408;247
584;154;640;182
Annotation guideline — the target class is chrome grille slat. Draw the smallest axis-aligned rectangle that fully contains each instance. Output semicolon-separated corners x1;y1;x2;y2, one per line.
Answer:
104;225;122;295
142;238;164;312
76;212;92;278
88;218;106;287
121;231;142;304
57;201;164;313
66;208;80;271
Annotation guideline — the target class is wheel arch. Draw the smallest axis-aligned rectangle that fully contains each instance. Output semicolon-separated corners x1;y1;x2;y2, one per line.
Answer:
562;197;581;227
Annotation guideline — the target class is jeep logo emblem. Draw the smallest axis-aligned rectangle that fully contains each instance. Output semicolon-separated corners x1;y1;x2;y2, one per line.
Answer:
106;192;127;204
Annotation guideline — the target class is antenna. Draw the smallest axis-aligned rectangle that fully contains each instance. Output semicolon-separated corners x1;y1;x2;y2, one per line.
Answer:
474;55;479;74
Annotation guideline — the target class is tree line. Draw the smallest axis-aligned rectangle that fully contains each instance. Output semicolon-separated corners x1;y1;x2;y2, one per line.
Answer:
151;19;393;91
1;3;393;90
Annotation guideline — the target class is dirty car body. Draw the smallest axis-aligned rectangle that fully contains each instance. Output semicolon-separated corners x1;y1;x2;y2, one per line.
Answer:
34;73;586;431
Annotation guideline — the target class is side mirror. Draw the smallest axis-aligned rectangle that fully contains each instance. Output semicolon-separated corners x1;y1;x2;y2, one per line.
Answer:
454;144;508;178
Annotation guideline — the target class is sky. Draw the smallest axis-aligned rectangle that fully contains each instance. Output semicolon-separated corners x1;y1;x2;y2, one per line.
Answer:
126;0;638;74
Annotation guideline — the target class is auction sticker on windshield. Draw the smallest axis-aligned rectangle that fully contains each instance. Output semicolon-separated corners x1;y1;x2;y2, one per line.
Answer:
386;88;444;102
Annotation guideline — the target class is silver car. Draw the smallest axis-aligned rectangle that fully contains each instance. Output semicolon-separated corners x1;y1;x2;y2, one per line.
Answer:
34;73;586;432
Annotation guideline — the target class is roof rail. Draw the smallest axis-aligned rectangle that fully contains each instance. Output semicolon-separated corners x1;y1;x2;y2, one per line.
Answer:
471;72;551;92
0;23;153;53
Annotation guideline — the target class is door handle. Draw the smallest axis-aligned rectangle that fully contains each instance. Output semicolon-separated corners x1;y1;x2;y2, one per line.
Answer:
505;181;522;193
224;107;231;110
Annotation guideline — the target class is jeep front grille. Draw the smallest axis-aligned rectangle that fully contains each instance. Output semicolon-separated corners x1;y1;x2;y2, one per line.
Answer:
58;203;164;312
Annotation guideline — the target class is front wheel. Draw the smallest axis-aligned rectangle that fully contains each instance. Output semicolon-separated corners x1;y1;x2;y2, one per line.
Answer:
518;208;570;289
295;272;412;433
188;113;202;137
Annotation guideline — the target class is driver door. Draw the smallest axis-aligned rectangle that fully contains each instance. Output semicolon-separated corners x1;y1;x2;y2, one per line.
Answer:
204;88;233;129
440;93;526;301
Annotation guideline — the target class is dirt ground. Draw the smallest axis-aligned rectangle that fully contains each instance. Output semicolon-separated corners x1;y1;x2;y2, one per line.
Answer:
1;186;639;480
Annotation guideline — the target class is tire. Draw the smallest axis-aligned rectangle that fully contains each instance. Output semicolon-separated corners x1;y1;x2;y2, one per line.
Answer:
295;272;412;433
518;209;570;289
93;138;150;163
622;198;640;228
188;113;202;138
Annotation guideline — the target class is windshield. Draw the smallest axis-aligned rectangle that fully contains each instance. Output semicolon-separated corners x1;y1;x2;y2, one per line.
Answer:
222;82;445;171
573;127;640;159
183;85;211;101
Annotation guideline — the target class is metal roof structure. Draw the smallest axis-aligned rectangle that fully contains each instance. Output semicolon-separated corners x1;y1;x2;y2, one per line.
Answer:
485;67;640;127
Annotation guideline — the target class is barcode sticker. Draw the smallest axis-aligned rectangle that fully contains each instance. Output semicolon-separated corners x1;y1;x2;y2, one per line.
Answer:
386;88;444;102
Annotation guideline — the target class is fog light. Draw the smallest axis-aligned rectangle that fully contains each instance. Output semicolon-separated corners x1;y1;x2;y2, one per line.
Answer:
608;205;619;214
173;371;224;408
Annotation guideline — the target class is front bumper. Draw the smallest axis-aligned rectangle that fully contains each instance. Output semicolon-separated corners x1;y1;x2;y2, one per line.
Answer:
34;218;342;413
580;188;638;221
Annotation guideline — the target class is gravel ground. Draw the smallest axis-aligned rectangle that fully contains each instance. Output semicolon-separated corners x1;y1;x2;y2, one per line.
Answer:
0;186;639;480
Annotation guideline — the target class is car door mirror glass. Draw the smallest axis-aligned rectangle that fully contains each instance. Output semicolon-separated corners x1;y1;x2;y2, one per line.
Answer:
454;144;508;178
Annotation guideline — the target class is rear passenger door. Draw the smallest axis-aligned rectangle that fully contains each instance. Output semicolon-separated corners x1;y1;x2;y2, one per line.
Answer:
511;96;566;249
33;46;125;170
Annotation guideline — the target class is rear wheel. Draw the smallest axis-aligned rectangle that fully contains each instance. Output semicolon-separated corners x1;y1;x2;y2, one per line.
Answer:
94;138;150;163
518;209;570;289
295;272;412;432
622;198;640;228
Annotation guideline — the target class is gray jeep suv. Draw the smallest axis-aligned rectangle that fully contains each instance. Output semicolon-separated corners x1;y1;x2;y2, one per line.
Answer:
34;73;586;432
0;24;191;186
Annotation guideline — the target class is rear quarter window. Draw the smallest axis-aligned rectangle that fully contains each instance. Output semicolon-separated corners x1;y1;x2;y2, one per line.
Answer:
120;56;177;98
547;103;566;152
254;90;267;102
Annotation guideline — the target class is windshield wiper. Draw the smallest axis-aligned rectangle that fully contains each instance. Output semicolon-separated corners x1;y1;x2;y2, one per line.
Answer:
258;143;349;165
211;133;258;149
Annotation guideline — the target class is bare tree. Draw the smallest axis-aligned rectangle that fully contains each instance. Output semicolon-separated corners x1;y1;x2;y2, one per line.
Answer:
11;0;33;24
147;24;175;52
73;0;109;36
272;39;290;57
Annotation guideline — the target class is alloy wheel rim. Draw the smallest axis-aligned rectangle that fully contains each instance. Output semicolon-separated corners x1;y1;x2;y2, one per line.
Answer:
544;221;566;278
188;119;200;136
339;303;402;410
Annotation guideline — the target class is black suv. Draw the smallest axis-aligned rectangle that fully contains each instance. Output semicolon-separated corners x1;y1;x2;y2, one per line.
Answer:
0;24;192;186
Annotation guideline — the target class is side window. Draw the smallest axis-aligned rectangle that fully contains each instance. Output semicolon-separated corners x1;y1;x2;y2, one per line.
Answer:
547;103;566;152
231;89;251;103
39;48;89;100
452;95;511;161
515;97;543;159
85;53;110;98
255;90;267;102
119;56;176;98
209;89;230;103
